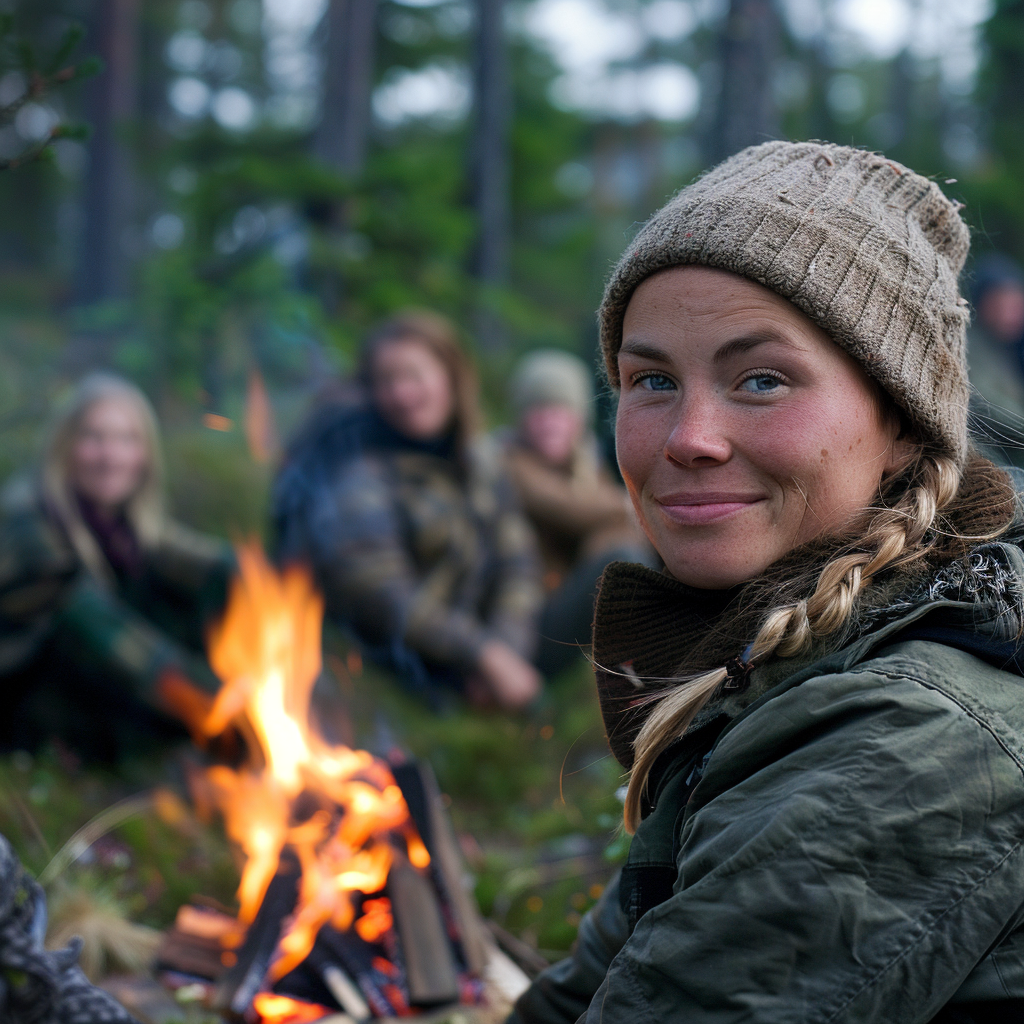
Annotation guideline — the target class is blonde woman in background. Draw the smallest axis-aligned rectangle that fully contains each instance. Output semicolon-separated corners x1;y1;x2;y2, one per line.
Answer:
0;373;231;761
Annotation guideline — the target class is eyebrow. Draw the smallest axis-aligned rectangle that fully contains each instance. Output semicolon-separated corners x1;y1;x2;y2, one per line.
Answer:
712;330;798;364
619;329;800;365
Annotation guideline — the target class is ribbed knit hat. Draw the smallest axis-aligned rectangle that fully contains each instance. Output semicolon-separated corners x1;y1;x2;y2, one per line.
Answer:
511;349;594;423
599;140;972;465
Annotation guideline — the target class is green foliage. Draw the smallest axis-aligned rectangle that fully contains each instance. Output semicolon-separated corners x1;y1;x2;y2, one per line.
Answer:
0;14;99;170
163;424;271;538
960;0;1024;266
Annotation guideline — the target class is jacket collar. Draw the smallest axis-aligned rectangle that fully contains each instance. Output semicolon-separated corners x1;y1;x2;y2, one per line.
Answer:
593;537;1024;770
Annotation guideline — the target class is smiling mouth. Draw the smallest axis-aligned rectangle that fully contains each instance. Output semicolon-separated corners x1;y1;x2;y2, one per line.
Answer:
656;496;765;525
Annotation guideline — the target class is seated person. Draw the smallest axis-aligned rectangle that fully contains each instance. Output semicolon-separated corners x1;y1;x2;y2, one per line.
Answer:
968;252;1024;468
0;373;231;761
503;350;653;675
272;311;543;710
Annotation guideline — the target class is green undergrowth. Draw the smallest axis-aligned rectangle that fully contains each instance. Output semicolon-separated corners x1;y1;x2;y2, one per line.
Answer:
0;750;238;930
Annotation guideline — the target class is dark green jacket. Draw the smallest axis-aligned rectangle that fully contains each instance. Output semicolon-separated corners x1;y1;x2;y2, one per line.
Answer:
511;539;1024;1024
0;477;229;709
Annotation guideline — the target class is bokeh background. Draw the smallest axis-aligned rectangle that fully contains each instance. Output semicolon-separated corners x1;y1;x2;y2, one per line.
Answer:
2;0;1024;971
2;0;1021;539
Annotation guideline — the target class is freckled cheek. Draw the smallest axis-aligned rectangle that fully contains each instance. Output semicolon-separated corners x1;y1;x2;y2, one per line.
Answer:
737;407;826;483
615;409;666;488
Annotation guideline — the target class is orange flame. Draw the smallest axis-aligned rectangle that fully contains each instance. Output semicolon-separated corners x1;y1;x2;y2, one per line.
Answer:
253;992;330;1023
355;897;393;943
245;366;280;465
198;546;428;982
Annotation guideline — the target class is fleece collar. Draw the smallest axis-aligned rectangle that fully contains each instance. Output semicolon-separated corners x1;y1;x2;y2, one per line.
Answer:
593;538;1024;770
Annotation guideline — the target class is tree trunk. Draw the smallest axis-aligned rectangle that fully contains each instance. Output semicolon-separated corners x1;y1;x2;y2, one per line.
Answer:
712;0;781;162
313;0;378;177
76;0;140;305
470;0;511;350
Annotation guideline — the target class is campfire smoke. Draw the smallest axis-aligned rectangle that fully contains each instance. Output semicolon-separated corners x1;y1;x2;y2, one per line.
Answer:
192;545;433;1001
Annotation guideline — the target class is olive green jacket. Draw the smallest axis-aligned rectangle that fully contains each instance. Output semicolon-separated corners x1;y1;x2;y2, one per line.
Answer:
0;477;230;705
511;540;1024;1023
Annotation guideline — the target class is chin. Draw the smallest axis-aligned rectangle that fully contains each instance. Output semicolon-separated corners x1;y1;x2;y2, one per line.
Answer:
662;548;775;590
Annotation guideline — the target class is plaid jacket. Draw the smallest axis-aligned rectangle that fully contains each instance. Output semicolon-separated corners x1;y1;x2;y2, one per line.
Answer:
278;413;543;674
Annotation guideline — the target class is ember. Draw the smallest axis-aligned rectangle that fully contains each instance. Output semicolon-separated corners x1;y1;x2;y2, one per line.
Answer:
252;992;330;1023
182;544;474;1018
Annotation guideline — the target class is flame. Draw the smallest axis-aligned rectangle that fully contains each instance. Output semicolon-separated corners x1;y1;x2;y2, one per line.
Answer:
355;897;393;943
253;993;330;1023
198;545;429;982
245;366;280;465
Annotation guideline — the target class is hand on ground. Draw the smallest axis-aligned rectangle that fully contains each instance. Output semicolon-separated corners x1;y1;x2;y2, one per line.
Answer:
468;640;542;710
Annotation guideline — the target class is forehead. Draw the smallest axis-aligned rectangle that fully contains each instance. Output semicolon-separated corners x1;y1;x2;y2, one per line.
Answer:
623;265;817;339
80;395;145;430
372;336;447;373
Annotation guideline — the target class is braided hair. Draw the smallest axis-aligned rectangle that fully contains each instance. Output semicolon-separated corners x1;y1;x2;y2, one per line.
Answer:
623;448;1014;832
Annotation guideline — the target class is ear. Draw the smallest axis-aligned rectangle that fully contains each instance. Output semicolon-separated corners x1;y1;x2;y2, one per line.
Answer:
882;433;919;481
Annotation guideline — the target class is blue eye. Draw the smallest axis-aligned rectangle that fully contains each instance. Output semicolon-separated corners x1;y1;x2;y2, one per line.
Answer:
740;373;783;394
636;372;675;392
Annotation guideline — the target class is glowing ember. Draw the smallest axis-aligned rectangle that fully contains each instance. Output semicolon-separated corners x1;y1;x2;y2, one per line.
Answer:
253;992;330;1023
196;545;429;982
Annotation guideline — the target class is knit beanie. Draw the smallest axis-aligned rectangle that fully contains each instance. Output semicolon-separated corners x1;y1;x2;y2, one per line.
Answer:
599;140;972;465
511;349;594;423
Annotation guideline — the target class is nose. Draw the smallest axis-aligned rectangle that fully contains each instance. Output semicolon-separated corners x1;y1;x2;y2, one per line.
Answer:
663;393;732;468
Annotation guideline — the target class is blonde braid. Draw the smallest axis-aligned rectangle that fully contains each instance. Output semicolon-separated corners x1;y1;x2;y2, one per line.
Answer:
623;454;961;833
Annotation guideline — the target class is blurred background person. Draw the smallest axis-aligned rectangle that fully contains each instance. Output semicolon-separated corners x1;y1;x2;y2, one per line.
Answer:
273;311;543;710
0;373;231;762
969;252;1024;468
503;350;654;676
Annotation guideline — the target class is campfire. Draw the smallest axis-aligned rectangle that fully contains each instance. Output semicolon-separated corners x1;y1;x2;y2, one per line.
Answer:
158;546;493;1022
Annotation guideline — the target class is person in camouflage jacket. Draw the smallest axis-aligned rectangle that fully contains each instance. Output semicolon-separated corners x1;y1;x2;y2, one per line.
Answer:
0;373;231;760
273;311;543;709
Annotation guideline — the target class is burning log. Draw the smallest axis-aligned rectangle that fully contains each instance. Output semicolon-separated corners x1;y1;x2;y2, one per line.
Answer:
213;867;300;1014
391;761;488;975
156;905;239;981
170;546;494;1021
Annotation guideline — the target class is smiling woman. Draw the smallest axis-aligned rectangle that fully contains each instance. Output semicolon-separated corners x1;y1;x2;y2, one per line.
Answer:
616;265;911;588
507;141;1024;1024
0;373;233;761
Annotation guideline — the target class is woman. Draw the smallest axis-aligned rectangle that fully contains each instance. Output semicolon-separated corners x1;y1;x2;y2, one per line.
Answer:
272;311;543;709
0;373;230;760
504;349;652;675
509;142;1024;1023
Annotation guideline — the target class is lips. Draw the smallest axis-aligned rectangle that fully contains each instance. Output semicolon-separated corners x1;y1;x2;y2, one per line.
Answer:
655;493;766;526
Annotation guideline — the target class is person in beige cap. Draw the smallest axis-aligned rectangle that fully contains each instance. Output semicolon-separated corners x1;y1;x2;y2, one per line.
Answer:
504;349;652;675
507;141;1024;1024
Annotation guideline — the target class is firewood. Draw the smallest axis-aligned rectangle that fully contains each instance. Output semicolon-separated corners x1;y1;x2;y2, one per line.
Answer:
387;852;459;1006
483;920;550;979
393;760;489;974
212;866;299;1013
155;926;229;981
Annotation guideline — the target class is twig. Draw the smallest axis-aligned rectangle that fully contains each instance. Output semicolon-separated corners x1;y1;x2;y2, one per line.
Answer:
37;792;154;887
